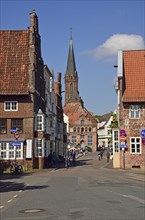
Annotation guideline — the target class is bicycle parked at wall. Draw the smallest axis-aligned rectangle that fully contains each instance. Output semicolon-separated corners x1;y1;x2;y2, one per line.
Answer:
10;162;23;174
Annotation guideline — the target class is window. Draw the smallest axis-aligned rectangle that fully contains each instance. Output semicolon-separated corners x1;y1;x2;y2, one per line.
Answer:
77;127;80;132
0;142;23;160
0;119;7;134
80;135;84;139
11;119;23;133
112;129;119;153
130;137;141;154
35;139;45;157
129;105;140;119
71;136;76;145
87;135;92;146
73;127;76;132
85;127;88;132
81;119;84;126
36;115;44;131
89;127;92;132
81;127;84;133
4;101;18;111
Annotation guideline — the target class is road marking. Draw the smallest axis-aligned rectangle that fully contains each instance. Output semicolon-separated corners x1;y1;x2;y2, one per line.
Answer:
19;190;22;193
13;195;18;198
107;190;145;204
7;199;12;203
122;194;145;204
0;206;4;209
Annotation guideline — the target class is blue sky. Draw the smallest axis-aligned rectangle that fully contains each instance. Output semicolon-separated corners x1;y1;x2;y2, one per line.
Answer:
0;0;144;115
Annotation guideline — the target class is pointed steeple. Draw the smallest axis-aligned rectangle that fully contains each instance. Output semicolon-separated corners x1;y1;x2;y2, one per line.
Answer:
66;32;76;74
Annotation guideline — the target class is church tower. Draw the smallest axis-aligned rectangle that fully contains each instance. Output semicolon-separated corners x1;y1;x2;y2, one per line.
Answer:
64;34;81;105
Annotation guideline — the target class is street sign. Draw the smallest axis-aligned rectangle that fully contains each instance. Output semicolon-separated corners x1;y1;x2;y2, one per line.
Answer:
10;129;17;133
14;132;20;139
142;138;145;145
11;142;21;147
120;135;127;141
141;129;145;138
120;129;126;136
120;144;126;148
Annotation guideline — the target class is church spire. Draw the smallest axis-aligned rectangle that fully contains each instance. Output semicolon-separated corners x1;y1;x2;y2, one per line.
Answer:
66;30;76;74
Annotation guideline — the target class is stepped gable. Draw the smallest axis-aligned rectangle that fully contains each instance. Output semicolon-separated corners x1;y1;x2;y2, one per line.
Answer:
63;102;95;124
0;30;29;95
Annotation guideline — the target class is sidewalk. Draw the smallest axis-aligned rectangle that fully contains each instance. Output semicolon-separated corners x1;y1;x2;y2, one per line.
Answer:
103;159;145;182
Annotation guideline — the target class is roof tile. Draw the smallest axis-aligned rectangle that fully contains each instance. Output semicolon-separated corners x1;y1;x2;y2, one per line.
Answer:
0;30;30;95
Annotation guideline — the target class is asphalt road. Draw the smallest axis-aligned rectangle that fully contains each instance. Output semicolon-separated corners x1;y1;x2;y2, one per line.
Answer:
0;152;145;220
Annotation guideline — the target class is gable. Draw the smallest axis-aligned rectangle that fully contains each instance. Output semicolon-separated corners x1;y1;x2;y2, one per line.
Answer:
122;50;145;102
0;30;30;95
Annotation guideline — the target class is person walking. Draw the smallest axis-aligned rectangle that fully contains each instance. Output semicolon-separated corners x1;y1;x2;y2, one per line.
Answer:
106;150;110;163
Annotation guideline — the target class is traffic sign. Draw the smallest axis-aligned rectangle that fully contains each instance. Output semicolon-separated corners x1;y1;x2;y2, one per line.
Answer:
10;129;17;133
141;129;145;138
120;144;126;148
11;142;21;147
14;132;20;139
120;135;127;141
142;138;145;145
120;129;126;136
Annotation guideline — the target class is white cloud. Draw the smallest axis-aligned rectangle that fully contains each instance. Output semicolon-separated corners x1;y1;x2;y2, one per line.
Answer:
83;34;145;61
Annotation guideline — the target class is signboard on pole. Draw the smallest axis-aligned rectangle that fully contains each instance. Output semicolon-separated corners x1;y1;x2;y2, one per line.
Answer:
141;129;145;138
14;132;20;139
11;142;21;147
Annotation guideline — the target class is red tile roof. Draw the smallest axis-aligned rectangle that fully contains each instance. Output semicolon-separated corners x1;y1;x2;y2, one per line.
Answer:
0;30;30;95
123;50;145;102
63;102;96;124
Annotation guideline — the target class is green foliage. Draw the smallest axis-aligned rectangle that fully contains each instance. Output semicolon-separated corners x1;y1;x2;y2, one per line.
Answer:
110;112;118;128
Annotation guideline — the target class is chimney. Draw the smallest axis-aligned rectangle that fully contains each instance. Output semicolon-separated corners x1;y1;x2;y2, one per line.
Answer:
29;10;39;34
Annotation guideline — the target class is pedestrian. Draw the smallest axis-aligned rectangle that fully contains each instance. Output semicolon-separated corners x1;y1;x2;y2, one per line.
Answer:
106;151;110;163
48;152;53;168
72;150;76;166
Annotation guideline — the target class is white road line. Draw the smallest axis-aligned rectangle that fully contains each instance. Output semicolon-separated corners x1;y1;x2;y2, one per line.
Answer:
107;190;145;204
13;195;18;198
122;194;145;204
7;199;12;203
19;190;22;193
0;206;4;209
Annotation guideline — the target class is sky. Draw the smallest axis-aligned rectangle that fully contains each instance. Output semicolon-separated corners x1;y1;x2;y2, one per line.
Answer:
0;0;144;115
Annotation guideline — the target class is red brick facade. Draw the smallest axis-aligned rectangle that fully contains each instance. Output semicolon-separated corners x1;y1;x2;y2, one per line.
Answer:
118;50;145;170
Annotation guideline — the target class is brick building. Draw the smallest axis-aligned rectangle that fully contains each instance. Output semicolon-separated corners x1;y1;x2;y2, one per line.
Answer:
0;12;53;170
54;72;64;156
115;50;145;169
63;35;97;151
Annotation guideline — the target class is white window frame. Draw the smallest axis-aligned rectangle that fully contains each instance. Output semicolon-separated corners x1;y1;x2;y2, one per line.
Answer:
4;101;18;111
112;129;119;153
0;142;23;160
36;114;45;131
130;137;141;154
34;138;45;157
129;105;140;119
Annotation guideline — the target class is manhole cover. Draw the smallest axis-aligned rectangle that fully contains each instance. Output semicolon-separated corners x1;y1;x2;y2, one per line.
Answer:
20;209;45;213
